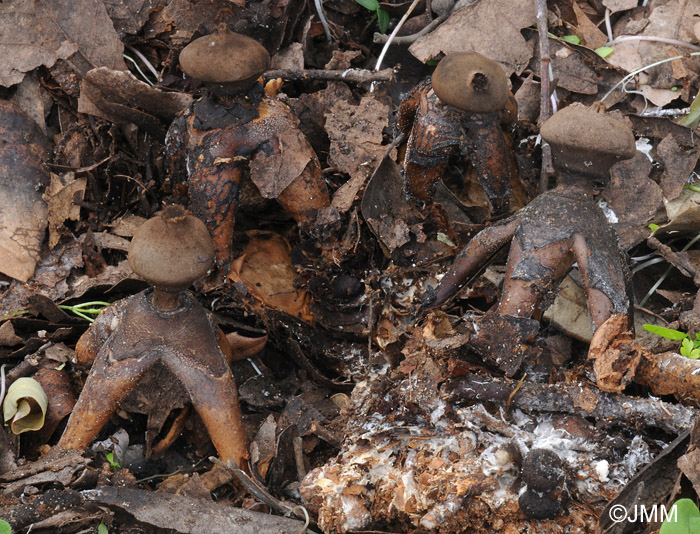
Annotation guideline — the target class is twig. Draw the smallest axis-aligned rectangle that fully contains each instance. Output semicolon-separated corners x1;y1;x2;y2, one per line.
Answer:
536;0;554;194
212;457;307;520
445;374;697;435
372;10;451;45
375;0;422;71
263;68;394;84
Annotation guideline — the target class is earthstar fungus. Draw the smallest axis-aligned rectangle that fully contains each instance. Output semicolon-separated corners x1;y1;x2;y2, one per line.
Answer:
426;104;636;375
397;52;519;218
59;206;248;468
166;26;330;269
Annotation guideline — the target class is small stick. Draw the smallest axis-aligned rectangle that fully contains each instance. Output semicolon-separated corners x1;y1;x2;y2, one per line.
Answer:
445;374;697;435
372;10;452;45
536;0;555;194
263;68;394;84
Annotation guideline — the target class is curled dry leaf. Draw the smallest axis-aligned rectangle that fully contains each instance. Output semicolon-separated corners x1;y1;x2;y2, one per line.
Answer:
229;232;313;322
3;377;48;434
588;313;641;393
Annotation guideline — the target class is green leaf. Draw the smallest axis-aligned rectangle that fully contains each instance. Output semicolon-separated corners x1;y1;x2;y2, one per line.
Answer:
355;0;378;11
98;523;109;534
660;498;700;534
642;324;689;341
680;338;694;357
376;8;390;33
595;46;614;58
105;452;121;469
0;519;11;534
648;223;660;233
561;34;581;45
680;92;700;129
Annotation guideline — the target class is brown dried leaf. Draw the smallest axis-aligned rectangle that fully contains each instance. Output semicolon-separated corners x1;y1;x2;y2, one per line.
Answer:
607;0;700;101
603;153;662;249
0;100;50;282
0;0;125;87
228;232;312;321
572;2;608;50
602;0;639;14
588;313;641;393
249;128;314;198
325;95;390;212
409;0;535;75
43;173;87;249
657;133;700;202
78;68;192;137
103;0;166;35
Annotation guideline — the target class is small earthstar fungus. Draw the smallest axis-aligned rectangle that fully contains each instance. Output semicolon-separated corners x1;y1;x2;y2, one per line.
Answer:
59;206;248;468
166;25;330;271
425;103;636;376
397;52;520;219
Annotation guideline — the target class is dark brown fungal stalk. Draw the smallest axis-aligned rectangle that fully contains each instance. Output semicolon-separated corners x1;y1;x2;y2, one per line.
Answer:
166;26;330;270
59;207;248;468
425;104;636;375
397;52;519;219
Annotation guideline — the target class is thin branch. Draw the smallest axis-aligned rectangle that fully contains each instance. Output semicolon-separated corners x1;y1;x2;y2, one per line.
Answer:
263;67;394;85
372;9;451;45
536;0;554;194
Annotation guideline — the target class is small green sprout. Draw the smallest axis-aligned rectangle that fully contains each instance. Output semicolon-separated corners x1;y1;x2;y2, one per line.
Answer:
648;223;660;233
0;519;11;534
59;301;111;323
595;46;614;59
660;498;700;534
105;452;121;470
98;523;109;534
561;35;581;45
355;0;389;33
642;324;700;359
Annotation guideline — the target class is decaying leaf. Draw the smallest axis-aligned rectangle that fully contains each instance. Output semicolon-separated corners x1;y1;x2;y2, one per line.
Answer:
3;377;48;434
656;133;700;202
43;173;87;249
229;232;312;321
78;67;193;137
0;100;50;283
325;95;390;212
0;0;126;87
409;0;535;74
606;0;700;105
588;313;641;393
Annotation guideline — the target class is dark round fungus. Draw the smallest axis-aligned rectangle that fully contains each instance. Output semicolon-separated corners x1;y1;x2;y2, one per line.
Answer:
521;448;565;492
431;52;508;113
519;489;561;520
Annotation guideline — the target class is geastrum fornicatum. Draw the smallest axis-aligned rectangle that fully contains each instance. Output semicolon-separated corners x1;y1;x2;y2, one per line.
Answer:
397;52;520;219
166;26;330;270
59;206;248;467
424;103;636;375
